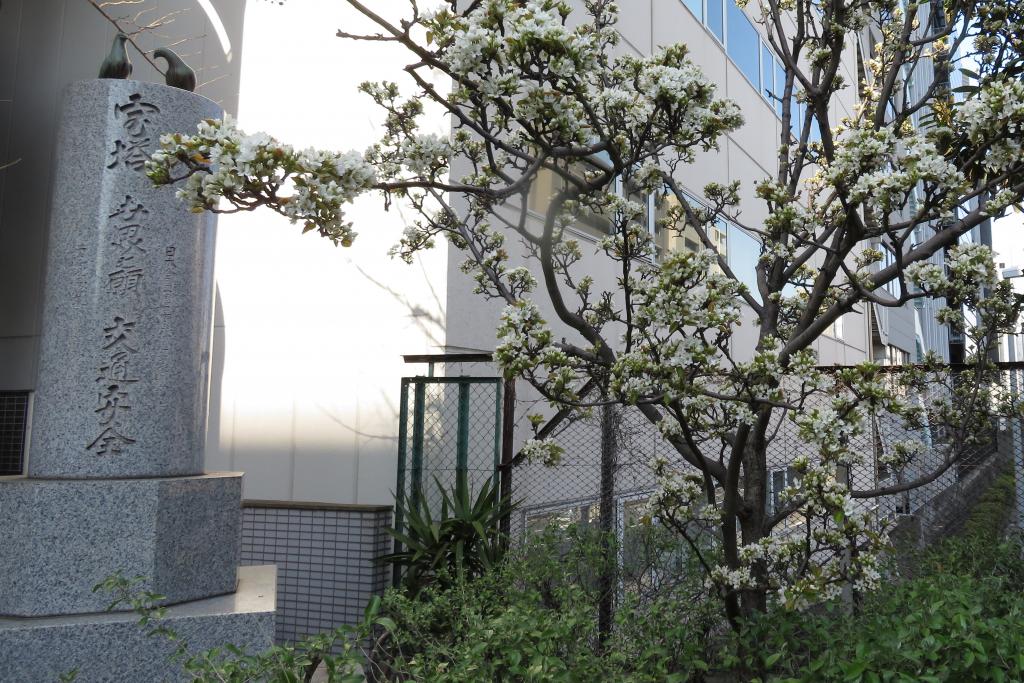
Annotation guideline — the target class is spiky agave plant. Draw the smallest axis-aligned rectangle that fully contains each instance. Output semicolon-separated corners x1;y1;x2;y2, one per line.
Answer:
384;475;517;595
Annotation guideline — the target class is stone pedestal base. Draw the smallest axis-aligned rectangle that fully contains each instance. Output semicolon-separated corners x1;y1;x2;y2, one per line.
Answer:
0;565;276;682
0;473;242;616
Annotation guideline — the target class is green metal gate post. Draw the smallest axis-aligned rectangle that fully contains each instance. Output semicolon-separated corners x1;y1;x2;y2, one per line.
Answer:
411;381;427;509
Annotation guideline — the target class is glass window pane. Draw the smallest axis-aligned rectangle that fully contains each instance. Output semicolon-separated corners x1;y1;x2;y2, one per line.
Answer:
727;1;760;87
791;90;801;137
727;224;761;302
808;110;821;143
624;179;651;235
684;0;703;21
528;167;559;215
654;191;702;258
761;42;774;99
774;62;786;116
707;0;724;42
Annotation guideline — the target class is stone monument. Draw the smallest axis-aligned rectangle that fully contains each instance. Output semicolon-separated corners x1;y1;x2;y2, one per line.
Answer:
0;80;275;681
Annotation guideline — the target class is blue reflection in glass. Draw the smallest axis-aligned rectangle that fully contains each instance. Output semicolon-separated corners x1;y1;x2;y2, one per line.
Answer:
684;0;703;21
727;224;762;303
727;1;760;87
707;0;724;42
774;62;786;116
761;42;774;100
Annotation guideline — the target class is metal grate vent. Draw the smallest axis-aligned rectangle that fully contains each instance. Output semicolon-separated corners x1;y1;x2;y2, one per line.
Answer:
0;391;29;475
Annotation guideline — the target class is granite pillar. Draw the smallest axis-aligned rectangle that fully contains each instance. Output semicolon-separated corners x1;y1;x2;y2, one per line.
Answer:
29;79;218;479
0;80;275;682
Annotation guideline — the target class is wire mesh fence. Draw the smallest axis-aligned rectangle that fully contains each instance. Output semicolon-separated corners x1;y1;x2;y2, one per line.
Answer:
390;363;1024;599
508;364;1024;562
395;376;503;520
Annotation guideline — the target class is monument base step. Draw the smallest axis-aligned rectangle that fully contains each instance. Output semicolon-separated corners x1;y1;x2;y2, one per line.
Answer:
0;564;276;682
0;472;243;616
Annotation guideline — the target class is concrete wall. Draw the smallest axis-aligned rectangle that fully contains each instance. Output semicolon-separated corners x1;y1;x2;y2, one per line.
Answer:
202;1;449;506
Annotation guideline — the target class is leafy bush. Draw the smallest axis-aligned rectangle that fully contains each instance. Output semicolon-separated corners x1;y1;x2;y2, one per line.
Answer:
732;536;1024;682
367;523;719;682
105;489;1024;682
383;476;515;595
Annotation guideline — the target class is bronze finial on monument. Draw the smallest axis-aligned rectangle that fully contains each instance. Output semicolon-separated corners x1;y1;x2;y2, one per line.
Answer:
98;33;132;79
154;47;198;92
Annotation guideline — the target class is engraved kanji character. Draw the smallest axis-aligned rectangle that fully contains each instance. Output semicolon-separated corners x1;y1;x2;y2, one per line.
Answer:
114;94;160;138
111;225;146;267
98;351;139;384
95;383;131;425
106;267;144;295
103;316;137;353
109;195;149;223
107;138;152;171
87;427;136;455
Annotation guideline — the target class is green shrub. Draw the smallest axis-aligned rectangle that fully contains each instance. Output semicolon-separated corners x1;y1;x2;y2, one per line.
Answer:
733;535;1024;682
108;489;1024;682
368;523;719;682
383;476;515;596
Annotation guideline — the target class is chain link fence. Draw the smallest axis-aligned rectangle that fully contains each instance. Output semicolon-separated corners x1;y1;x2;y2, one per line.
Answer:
390;364;1024;597
508;364;1024;566
395;376;502;521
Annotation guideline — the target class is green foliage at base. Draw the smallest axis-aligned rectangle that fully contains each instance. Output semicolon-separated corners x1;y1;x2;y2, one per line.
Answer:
105;487;1024;682
368;524;718;682
93;573;389;683
735;535;1024;683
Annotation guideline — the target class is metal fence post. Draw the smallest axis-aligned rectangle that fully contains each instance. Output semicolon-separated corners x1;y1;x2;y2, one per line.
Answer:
1011;366;1024;533
499;378;516;537
393;378;410;587
456;381;470;491
411;380;426;509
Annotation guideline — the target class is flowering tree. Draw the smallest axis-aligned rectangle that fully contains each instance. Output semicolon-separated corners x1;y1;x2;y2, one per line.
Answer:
148;0;1024;628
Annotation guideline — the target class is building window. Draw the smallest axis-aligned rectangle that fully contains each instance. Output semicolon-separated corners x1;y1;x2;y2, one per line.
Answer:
653;191;703;259
524;501;601;536
707;0;725;42
727;223;760;301
618;494;699;597
619;177;652;235
881;246;900;297
830;314;844;340
527;165;612;238
761;42;775;100
679;0;802;130
0;391;29;476
929;0;947;31
768;466;800;516
727;1;760;87
884;344;910;366
683;0;703;21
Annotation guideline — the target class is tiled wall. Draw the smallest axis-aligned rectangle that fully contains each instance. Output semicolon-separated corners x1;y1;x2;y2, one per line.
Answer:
239;501;392;644
0;391;29;475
